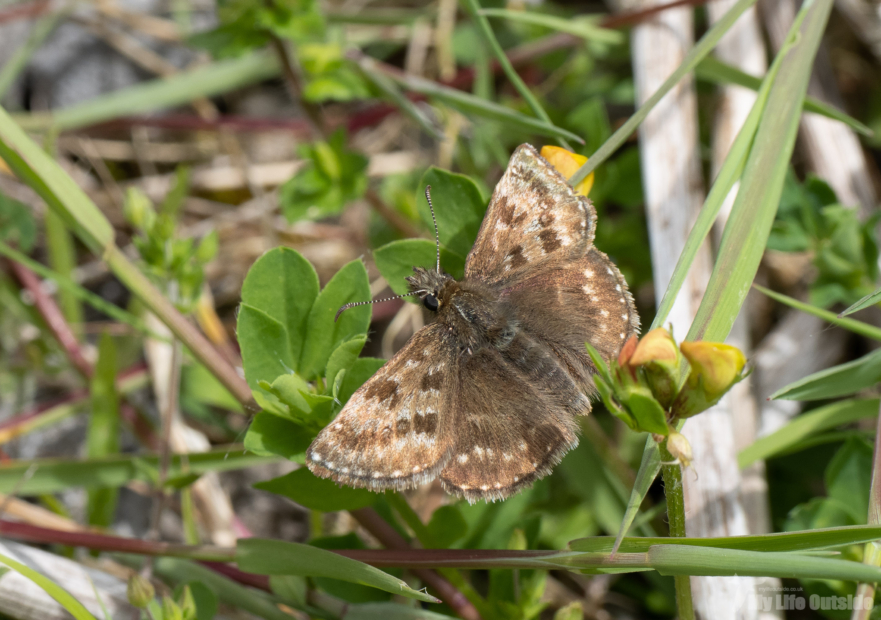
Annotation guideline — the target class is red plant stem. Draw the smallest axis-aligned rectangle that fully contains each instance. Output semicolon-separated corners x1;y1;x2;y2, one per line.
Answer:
0;519;560;568
10;261;93;379
7;260;159;447
350;507;482;620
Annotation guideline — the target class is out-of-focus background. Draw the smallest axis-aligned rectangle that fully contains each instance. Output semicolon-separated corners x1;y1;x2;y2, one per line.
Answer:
0;0;880;618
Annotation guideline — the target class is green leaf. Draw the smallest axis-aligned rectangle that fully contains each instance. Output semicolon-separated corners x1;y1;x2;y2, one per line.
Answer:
338;358;386;406
426;505;468;548
264;373;314;419
244;413;313;459
624;391;669;436
299;259;371;379
826;438;873;524
373;239;466;298
771;349;881;400
241;247;320;375
281;131;368;222
87;333;120;528
236;304;294;390
0;552;98;620
237;538;440;603
416;168;486;260
738;399;879;467
326;335;367;392
839;285;881;317
0;192;36;251
151;557;304;620
254;467;378;511
183;581;217;620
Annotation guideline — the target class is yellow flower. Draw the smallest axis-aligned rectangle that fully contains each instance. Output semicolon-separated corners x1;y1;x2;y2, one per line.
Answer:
673;341;747;419
540;146;595;196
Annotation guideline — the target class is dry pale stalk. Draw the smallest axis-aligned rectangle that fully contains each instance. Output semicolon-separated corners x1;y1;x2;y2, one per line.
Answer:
609;0;762;616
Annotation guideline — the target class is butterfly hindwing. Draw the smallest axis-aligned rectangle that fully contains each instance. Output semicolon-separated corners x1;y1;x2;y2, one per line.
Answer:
440;345;580;502
465;144;597;283
306;323;457;490
502;247;640;393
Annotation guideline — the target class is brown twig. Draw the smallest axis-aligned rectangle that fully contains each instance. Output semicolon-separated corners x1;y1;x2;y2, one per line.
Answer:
365;188;423;239
350;507;483;620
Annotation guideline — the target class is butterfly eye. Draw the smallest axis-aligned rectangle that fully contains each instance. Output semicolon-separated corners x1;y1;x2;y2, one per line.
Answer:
423;294;439;312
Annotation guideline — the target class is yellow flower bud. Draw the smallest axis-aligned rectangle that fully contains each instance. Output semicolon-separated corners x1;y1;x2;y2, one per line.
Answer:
126;574;155;609
628;328;682;409
673;341;747;419
540;146;595;196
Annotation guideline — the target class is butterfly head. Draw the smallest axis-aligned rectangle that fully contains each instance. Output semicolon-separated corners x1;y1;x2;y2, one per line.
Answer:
406;266;455;313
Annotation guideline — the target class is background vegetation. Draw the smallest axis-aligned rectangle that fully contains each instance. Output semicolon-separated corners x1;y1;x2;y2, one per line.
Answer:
0;0;881;618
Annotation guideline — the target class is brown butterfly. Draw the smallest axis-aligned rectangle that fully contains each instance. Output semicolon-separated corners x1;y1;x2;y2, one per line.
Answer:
306;144;639;502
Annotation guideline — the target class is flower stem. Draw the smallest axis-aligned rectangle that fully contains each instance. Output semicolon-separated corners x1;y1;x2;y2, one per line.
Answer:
660;442;695;620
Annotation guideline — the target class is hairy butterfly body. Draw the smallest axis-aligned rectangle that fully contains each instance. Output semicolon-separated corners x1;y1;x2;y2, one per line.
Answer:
306;144;639;502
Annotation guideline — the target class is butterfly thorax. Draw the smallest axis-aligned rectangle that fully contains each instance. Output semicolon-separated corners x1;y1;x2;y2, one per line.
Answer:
407;267;516;353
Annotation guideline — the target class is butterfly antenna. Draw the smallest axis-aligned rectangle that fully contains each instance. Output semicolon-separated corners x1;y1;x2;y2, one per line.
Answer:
335;292;420;322
424;185;440;272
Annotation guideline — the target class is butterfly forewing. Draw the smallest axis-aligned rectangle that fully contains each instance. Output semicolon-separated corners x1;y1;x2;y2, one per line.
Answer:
306;323;457;490
465;144;596;283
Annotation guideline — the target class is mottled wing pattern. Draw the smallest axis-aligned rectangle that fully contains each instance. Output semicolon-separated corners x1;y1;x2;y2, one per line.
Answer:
440;337;583;502
465;144;596;283
306;323;457;490
502;247;640;391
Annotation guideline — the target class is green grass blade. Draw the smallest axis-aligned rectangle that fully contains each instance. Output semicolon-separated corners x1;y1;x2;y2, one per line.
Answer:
45;209;84;335
146;556;307;620
754;285;881;341
462;0;568;148
687;0;830;343
0;106;113;253
612;0;833;554
647;544;881;582
364;56;583;144
478;9;624;45
569;0;757;186
357;63;444;140
739;399;879;467
0;447;275;495
14;52;281;133
573;524;881;553
0;551;98;620
770;350;881;401
86;333;121;528
839;285;881;317
0;240;163;339
649;40;787;329
237;538;441;603
696;56;873;137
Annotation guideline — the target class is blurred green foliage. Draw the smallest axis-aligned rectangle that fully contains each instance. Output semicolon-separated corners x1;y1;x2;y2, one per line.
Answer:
769;170;879;308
